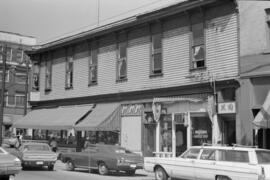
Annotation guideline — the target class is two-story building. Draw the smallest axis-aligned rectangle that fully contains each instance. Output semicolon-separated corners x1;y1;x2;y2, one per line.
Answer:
14;0;240;156
0;31;36;138
239;1;270;149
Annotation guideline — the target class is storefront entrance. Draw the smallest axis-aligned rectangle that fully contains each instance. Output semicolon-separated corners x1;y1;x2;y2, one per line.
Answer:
175;124;187;156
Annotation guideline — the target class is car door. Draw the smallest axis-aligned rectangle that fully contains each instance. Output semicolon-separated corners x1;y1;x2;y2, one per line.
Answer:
171;148;201;180
193;148;217;180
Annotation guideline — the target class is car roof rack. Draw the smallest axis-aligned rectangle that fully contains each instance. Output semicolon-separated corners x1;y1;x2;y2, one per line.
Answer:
232;144;258;148
201;143;213;147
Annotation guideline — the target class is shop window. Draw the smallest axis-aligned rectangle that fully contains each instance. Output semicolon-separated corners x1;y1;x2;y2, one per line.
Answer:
116;41;127;81
160;114;172;152
190;14;205;70
88;48;97;85
65;48;73;89
191;113;212;146
266;8;270;50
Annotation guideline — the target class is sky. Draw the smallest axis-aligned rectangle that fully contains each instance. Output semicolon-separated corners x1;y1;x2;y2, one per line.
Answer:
0;0;176;44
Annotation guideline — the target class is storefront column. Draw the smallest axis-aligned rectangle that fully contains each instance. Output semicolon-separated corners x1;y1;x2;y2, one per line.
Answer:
172;113;176;157
156;122;160;153
187;112;191;149
212;114;221;145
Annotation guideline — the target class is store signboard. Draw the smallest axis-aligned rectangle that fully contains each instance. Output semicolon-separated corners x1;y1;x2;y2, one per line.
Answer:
218;102;236;114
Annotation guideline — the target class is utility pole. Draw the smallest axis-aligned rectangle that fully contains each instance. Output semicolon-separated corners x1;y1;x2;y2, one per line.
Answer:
0;45;7;145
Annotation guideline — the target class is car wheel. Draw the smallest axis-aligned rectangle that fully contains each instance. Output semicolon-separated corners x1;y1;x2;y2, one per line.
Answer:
66;160;75;171
155;166;168;180
126;170;136;176
48;165;54;171
216;176;232;180
98;162;108;175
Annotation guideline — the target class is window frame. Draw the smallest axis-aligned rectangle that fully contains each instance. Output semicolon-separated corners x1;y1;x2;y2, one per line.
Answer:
190;14;206;71
64;47;74;89
45;53;52;91
88;43;98;86
0;70;9;83
15;72;26;84
116;40;127;82
15;93;25;107
150;32;163;77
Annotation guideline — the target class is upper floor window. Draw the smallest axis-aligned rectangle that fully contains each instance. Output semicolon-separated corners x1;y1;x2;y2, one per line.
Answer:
6;47;12;62
0;45;3;61
15;72;26;84
66;47;73;89
15;93;25;107
150;23;162;76
32;62;40;91
266;8;270;50
88;44;97;85
45;53;52;91
116;41;127;81
16;49;23;63
191;13;205;69
0;70;9;82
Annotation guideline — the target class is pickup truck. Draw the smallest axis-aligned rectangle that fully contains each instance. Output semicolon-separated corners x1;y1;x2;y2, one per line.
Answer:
144;145;270;180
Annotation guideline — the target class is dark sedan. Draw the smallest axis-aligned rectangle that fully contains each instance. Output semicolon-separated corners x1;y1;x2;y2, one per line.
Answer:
0;147;21;180
17;142;58;170
60;144;144;175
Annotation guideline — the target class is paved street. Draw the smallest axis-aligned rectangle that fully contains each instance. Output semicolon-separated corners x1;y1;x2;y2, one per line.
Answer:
15;161;155;180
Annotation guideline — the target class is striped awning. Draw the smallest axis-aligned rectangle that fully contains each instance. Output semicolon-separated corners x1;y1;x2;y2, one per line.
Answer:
75;103;120;131
13;105;93;130
253;91;270;129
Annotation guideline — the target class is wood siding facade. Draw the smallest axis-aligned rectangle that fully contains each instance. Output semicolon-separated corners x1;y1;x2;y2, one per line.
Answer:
34;3;239;103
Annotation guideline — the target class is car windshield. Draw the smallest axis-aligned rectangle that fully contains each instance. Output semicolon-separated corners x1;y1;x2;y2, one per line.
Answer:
256;150;270;164
115;148;133;154
24;144;50;151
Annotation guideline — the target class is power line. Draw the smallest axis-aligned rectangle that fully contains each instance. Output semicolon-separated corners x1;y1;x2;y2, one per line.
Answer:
40;0;165;44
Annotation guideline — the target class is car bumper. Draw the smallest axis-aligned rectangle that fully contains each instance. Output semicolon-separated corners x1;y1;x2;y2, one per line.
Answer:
116;163;144;171
0;166;21;175
22;160;56;167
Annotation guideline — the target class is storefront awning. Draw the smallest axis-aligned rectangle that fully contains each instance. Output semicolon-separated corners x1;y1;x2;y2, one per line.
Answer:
12;105;93;130
3;114;23;125
74;103;120;131
253;91;270;129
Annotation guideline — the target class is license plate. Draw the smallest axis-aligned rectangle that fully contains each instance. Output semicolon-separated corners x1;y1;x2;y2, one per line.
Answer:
130;164;136;168
36;161;43;165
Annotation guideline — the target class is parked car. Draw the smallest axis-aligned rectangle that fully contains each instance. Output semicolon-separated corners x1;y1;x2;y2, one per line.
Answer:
0;147;21;180
60;144;144;175
17;142;58;171
3;134;19;148
144;145;270;180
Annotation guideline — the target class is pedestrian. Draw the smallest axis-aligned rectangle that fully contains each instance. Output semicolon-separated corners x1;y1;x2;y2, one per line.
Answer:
50;137;58;152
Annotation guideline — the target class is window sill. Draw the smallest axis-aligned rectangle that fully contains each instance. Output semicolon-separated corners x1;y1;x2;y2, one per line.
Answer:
88;82;98;87
116;78;128;83
189;67;207;72
149;73;163;78
65;86;73;90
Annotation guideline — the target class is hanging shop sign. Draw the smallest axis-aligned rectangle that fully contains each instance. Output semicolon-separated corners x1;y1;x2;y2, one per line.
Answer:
121;104;143;116
218;102;236;114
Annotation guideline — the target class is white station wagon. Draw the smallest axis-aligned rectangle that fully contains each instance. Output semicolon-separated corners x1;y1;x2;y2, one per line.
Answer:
144;145;270;180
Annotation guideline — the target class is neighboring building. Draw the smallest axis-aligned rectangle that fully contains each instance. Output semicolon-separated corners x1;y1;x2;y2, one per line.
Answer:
15;0;241;156
239;1;270;149
0;31;36;137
